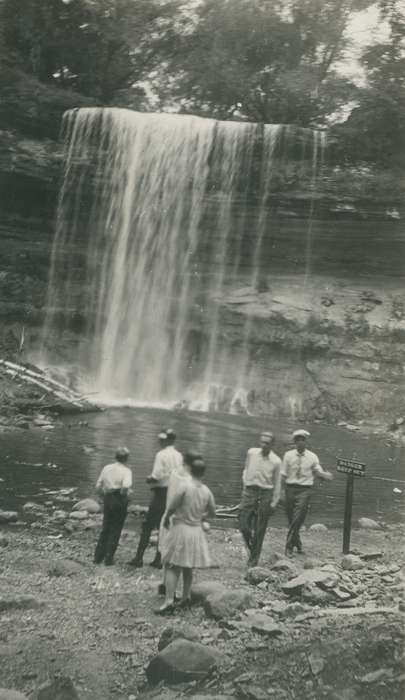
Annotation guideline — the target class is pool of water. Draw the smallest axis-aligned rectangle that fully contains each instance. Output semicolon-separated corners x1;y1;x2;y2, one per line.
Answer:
0;407;404;526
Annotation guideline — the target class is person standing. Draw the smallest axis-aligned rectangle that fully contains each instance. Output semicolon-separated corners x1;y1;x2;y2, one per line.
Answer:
129;428;182;569
281;429;333;556
156;452;216;615
94;447;132;566
238;431;281;567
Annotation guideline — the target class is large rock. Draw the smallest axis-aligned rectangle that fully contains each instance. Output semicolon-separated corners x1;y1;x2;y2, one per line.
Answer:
204;589;254;620
301;584;335;605
0;595;45;612
281;569;337;594
244;612;283;637
309;523;328;532
0;691;29;700
146;639;219;684
191;581;226;604
245;567;273;585
48;559;84;578
158;624;201;651
69;511;88;520
358;517;381;530
72;498;101;514
341;555;365;571
0;511;18;524
35;677;79;700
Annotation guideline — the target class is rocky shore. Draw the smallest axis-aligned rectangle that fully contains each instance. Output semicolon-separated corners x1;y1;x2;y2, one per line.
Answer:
0;498;404;700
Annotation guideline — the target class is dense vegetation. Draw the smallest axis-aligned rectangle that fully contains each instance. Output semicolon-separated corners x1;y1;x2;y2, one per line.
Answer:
0;0;404;167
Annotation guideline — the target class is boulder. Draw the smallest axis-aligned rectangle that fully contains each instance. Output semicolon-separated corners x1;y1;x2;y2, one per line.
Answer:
22;502;46;513
271;559;298;575
358;518;381;530
51;510;68;520
309;523;328;532
48;559;84;578
191;581;226;604
72;498;101;514
146;639;219;684
281;569;336;594
301;584;334;605
204;589;254;620
0;595;45;612
341;555;365;571
35;676;79;700
0;511;18;524
0;692;29;700
245;612;282;637
245;567;273;585
69;511;88;520
158;624;201;651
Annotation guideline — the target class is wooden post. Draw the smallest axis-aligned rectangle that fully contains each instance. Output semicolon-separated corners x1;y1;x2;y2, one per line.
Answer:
342;473;354;554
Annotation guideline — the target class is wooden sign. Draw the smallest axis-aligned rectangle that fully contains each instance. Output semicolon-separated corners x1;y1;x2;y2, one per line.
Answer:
337;458;366;478
337;457;366;554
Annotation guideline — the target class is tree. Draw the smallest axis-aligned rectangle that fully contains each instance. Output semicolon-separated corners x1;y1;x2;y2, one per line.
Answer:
137;0;374;126
0;0;181;101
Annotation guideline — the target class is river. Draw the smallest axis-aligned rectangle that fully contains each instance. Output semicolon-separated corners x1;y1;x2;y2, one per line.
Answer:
0;406;404;526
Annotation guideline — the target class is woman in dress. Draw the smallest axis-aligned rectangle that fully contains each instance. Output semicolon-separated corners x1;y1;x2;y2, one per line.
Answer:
155;452;216;615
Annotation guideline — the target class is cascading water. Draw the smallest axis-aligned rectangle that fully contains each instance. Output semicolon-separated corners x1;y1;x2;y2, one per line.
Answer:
41;108;326;411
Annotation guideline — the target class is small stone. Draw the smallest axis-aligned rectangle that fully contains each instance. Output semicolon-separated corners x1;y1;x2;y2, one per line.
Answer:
309;523;328;532
0;691;29;700
0;511;18;524
204;589;254;620
359;668;393;684
191;581;226;603
341;555;365;571
146;639;219;684
358;517;381;530
245;641;267;651
302;584;334;605
308;654;325;675
245;686;268;700
0;536;8;547
359;551;383;561
282;569;335;594
111;635;136;655
48;559;84;578
69;510;88;520
72;498;101;514
271;559;298;574
245;567;273;585
158;624;201;651
244;612;283;637
331;588;353;601
280;602;309;619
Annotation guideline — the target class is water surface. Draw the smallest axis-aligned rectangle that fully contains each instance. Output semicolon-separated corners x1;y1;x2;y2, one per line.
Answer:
0;407;404;527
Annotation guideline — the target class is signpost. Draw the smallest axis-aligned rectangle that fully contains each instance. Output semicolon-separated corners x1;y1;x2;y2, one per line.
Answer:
337;458;366;554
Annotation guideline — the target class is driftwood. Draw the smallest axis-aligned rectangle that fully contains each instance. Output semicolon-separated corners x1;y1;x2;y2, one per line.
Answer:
0;359;99;414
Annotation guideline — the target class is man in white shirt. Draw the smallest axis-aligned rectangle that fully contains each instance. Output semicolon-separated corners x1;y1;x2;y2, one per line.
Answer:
238;431;281;567
129;428;183;569
94;446;132;566
281;430;333;556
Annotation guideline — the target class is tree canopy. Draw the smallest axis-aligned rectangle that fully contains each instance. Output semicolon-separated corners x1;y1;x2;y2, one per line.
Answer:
0;0;404;167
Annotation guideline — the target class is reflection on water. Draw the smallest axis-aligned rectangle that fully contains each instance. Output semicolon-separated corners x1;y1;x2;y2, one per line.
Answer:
0;407;404;526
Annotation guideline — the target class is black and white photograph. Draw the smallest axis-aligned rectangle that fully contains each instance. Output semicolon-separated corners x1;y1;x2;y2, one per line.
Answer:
0;0;404;698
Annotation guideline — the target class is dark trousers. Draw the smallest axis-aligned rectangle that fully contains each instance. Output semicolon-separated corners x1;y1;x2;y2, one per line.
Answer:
94;491;128;564
285;484;312;553
133;487;168;564
238;485;274;567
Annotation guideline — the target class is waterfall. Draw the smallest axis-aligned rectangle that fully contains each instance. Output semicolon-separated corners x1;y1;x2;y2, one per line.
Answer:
41;108;326;411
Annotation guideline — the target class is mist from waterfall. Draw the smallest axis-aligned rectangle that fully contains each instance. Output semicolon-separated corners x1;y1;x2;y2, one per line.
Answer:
41;108;326;411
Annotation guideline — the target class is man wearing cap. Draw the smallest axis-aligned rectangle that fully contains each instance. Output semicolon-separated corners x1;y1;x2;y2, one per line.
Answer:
238;432;282;567
129;429;183;568
94;447;132;566
281;430;333;555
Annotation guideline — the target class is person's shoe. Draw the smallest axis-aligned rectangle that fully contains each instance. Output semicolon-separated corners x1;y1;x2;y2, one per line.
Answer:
154;603;176;616
150;557;162;569
104;560;114;566
285;548;294;558
128;559;143;568
93;559;103;565
158;583;166;596
176;598;192;610
296;549;305;555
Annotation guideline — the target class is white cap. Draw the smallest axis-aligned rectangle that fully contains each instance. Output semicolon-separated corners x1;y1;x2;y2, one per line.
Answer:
260;431;273;443
293;429;310;439
158;431;168;440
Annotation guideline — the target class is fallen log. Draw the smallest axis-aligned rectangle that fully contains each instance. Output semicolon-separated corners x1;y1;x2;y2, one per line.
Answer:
0;359;99;414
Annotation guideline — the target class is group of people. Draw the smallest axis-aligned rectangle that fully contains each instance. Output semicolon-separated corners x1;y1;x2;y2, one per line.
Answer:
93;427;332;614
